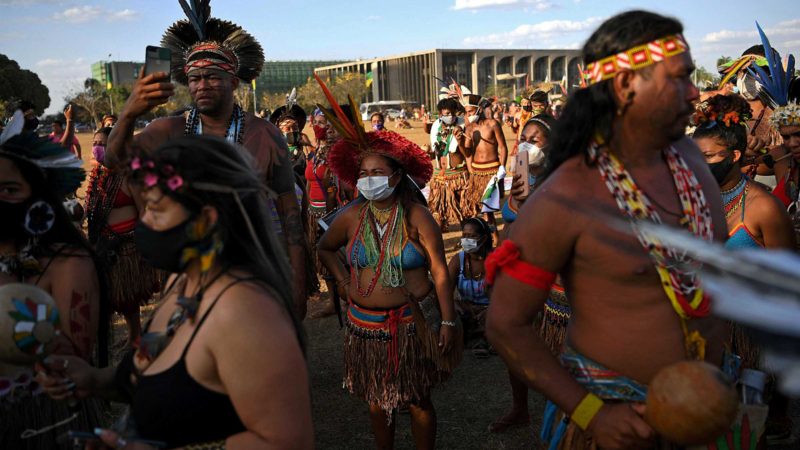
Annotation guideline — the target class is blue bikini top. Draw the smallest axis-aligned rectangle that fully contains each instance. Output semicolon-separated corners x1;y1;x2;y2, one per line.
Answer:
349;238;427;270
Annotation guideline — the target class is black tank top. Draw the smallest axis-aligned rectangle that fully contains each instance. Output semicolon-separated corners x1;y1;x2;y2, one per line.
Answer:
131;279;247;448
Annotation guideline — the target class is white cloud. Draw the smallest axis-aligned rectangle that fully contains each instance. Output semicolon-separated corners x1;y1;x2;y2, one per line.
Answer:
51;5;139;23
33;57;91;112
453;0;555;11
52;5;102;23
463;17;603;47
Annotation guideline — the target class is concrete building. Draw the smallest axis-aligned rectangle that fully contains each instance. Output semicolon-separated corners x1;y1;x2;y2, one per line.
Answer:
256;60;345;95
91;61;143;88
315;48;582;107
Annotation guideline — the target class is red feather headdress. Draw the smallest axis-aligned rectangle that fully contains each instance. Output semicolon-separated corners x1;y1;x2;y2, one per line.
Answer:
314;74;432;187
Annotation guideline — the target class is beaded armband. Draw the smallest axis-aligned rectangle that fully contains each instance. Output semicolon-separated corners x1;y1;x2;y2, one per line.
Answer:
485;240;556;291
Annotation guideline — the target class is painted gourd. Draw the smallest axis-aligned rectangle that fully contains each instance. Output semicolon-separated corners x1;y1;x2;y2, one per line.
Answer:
0;283;60;365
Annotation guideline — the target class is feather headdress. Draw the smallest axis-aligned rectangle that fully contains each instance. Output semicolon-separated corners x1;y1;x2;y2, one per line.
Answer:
437;78;473;103
313;74;432;187
0;132;85;198
747;22;795;110
269;88;307;130
744;22;799;130
162;0;264;85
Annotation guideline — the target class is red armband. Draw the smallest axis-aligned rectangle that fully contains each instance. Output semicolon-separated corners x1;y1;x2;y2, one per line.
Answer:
485;240;556;291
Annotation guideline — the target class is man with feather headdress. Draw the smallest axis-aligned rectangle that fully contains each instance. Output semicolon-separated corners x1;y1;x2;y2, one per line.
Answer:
106;0;308;317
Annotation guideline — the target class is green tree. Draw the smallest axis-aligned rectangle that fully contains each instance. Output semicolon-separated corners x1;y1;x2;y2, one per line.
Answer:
716;56;733;69
0;53;50;116
694;65;717;88
66;78;110;129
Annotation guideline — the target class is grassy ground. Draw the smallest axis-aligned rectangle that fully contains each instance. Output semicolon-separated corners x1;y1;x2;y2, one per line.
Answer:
75;122;798;449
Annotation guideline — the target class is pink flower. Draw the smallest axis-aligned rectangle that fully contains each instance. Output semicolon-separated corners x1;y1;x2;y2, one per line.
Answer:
130;157;141;170
162;164;175;175
144;173;158;187
145;160;155;169
166;175;184;191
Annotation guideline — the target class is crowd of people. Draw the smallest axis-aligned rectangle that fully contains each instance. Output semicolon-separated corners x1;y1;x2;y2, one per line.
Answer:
0;4;799;450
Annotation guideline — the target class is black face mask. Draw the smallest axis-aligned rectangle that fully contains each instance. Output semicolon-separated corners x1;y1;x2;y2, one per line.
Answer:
522;105;532;112
24;117;39;131
0;200;30;240
708;155;735;184
135;218;214;273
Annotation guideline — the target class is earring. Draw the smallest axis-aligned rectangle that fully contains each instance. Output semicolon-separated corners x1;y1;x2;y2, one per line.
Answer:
23;201;55;236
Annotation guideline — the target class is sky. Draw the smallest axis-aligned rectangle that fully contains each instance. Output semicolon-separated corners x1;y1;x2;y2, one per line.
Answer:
2;0;798;115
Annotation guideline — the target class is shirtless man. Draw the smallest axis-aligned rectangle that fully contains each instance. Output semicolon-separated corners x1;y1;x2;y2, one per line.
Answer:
463;94;508;241
487;11;729;449
106;15;307;318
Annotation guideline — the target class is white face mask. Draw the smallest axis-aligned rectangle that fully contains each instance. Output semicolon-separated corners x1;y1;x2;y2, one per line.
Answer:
357;174;395;201
461;237;480;253
467;109;480;123
440;115;455;126
519;142;546;167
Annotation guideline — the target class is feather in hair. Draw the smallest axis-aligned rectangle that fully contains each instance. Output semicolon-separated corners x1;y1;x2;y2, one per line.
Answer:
287;87;297;109
313;73;360;144
718;56;753;90
747;22;795;109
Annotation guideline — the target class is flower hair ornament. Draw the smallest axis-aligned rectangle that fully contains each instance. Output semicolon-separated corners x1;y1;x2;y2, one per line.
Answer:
693;101;752;129
313;74;433;188
162;0;264;85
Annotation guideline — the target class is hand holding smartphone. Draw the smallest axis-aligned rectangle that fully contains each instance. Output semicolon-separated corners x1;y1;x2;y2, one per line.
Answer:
516;146;530;197
144;46;172;78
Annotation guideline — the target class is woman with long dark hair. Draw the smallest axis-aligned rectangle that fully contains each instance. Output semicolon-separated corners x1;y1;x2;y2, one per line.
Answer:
38;136;312;449
84;127;159;344
317;100;461;448
0;132;105;449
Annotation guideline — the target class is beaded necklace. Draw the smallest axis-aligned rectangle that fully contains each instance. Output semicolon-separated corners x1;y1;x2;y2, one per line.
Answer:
184;104;245;144
591;143;714;358
721;176;748;219
350;201;405;297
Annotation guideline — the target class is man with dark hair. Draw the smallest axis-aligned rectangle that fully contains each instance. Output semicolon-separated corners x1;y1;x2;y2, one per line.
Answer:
463;94;508;242
48;106;81;158
427;97;470;232
369;111;385;131
487;10;732;449
106;4;308;317
529;90;549;116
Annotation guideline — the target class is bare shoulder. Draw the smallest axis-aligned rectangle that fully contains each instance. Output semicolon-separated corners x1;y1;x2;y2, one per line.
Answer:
407;202;436;225
138;116;183;137
211;276;292;328
45;247;97;283
748;181;788;217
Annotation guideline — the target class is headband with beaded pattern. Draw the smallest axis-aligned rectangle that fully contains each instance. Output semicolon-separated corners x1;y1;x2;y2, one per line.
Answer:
586;34;688;86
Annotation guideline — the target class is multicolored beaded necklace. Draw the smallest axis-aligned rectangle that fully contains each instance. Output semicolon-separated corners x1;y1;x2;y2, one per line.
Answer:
350;201;405;297
721;175;748;220
591;143;714;359
184;104;245;144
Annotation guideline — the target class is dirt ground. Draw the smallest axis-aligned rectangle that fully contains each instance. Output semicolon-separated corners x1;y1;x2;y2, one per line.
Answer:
77;121;798;449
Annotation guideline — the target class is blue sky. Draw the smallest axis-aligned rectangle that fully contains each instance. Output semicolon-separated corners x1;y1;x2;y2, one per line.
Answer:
2;0;798;115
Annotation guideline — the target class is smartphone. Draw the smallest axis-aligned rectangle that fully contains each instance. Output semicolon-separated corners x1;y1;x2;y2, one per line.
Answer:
144;45;172;78
516;148;530;197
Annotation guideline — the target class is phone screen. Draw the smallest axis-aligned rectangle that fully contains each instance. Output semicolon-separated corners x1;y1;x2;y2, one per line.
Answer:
144;46;172;78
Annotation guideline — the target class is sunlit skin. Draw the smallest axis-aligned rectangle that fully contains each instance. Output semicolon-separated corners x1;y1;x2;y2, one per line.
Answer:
696;136;795;249
769;125;800;199
318;154;456;449
487;49;729;449
370;113;385;130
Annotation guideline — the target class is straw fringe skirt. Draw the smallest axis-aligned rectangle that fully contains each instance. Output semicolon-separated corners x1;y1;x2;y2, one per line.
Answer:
343;299;461;415
1;386;108;450
97;229;160;314
465;162;501;217
428;168;469;231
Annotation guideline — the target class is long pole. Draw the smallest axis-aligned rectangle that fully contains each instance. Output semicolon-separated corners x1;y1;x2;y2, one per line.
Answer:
251;79;257;113
107;54;114;115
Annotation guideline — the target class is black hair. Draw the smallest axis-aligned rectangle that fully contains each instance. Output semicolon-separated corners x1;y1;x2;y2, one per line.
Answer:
461;216;493;249
437;98;460;113
53;116;65;126
543;10;683;180
131;136;305;351
523;113;555;137
692;94;751;162
789;77;800;103
530;90;549;104
18;100;35;113
370;112;385;122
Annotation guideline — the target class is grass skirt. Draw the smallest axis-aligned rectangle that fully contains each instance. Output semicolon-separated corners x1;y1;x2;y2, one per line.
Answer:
465;162;500;217
1;371;108;450
343;301;457;415
539;285;571;356
97;229;160;315
428;168;469;231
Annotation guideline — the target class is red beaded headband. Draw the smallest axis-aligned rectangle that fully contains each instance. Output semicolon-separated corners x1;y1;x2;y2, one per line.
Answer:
586;34;688;86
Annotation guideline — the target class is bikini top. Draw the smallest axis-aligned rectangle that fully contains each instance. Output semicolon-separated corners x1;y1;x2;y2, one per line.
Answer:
112;188;135;209
131;279;248;448
456;251;489;305
725;190;763;250
348;236;426;271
